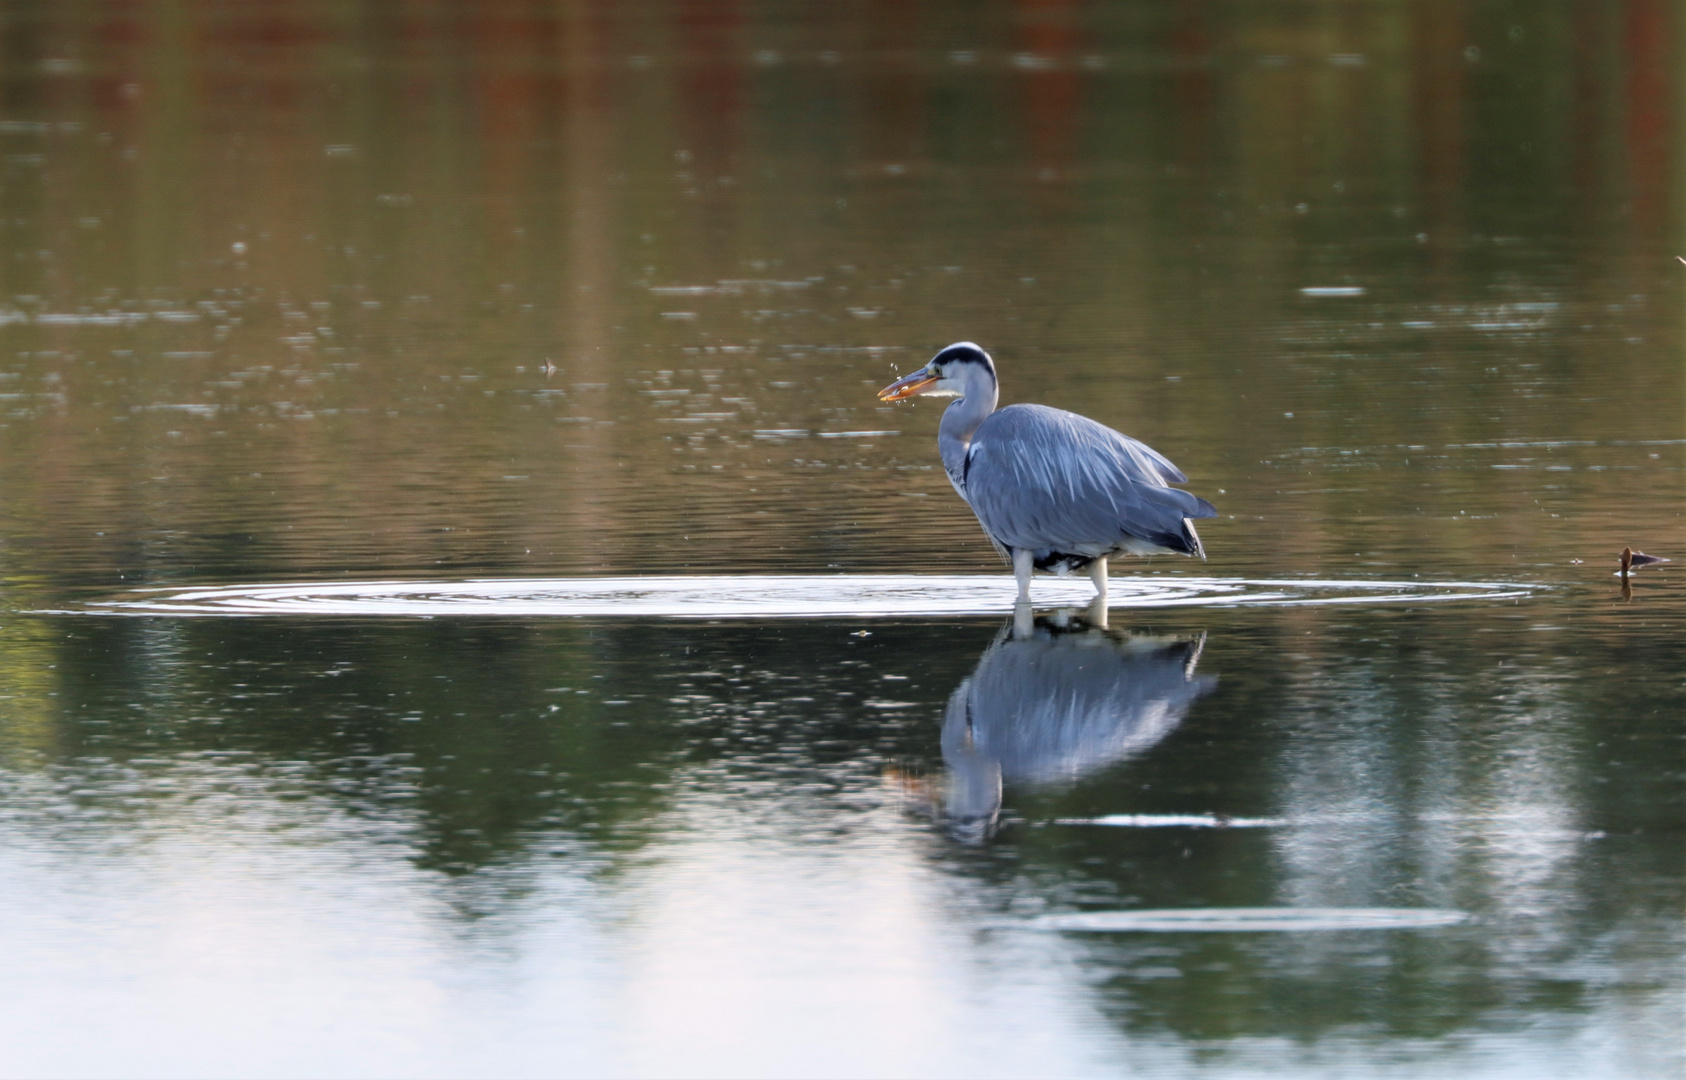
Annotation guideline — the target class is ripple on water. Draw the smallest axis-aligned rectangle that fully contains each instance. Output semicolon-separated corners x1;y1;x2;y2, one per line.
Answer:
56;575;1533;618
1030;908;1472;932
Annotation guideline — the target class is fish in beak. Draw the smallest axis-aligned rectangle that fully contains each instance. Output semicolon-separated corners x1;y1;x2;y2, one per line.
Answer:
878;366;939;402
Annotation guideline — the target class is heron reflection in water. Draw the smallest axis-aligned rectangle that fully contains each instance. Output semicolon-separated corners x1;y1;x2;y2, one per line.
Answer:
933;612;1217;841
879;342;1217;608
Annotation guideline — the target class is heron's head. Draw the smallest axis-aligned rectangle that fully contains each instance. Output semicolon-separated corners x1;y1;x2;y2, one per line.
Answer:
877;342;996;402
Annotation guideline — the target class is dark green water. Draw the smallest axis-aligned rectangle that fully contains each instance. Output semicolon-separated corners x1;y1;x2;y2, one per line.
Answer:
0;4;1680;1077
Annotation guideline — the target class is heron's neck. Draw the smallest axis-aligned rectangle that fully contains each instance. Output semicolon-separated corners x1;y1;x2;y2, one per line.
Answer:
938;382;997;491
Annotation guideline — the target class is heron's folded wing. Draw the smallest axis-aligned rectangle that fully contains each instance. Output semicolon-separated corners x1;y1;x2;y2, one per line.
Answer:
1114;432;1188;485
966;406;1213;553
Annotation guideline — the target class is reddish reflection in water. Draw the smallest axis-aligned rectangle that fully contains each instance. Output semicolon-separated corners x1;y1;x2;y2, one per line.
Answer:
1411;0;1466;280
1015;0;1082;181
0;1;1675;594
1622;0;1672;238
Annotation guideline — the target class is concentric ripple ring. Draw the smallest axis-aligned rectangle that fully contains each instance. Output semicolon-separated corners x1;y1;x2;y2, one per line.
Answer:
51;574;1533;619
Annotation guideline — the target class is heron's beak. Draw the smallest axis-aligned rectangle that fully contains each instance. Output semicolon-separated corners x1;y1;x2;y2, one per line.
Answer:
878;367;938;402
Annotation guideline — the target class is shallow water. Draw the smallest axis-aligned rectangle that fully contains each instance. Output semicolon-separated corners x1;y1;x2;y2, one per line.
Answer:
0;3;1681;1078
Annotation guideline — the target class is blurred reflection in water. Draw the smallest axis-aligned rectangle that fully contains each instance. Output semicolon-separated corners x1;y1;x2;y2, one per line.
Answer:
939;613;1215;839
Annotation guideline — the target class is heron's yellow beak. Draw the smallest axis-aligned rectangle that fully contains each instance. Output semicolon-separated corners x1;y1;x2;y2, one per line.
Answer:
878;367;938;402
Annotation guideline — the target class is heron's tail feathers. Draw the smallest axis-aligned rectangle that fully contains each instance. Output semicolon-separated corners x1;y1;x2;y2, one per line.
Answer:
1182;518;1207;560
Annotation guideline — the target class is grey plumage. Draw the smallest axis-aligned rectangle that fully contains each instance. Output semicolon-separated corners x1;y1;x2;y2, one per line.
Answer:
966;404;1215;568
879;342;1217;599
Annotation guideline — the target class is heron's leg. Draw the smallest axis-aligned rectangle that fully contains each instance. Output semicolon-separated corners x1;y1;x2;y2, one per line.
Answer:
1087;594;1109;630
1089;556;1109;603
1012;548;1034;603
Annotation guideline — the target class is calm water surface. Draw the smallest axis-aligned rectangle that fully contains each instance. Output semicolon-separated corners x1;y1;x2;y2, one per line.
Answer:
0;4;1681;1077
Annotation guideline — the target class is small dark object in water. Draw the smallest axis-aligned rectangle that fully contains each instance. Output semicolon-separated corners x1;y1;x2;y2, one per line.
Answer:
1620;547;1670;576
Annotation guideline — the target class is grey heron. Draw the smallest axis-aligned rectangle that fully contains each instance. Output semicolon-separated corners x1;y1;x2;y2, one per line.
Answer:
879;342;1217;604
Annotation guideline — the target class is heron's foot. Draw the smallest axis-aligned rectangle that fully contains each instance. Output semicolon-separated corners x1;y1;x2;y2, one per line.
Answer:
1087;595;1109;630
1013;599;1033;639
